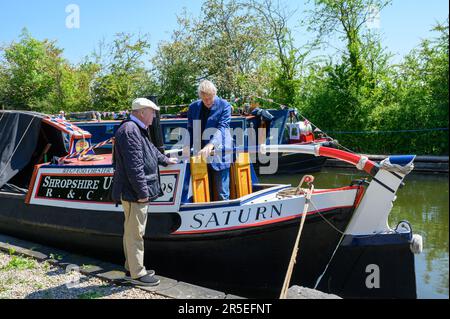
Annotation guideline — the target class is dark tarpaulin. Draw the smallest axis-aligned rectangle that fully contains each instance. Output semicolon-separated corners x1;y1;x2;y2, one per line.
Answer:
0;111;43;188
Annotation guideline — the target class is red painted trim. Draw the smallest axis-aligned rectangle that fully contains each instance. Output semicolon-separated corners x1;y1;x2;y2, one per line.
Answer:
63;155;113;166
312;186;360;194
33;172;114;204
42;118;92;138
289;138;330;146
353;186;366;208
37;173;113;178
33;197;115;205
160;170;181;174
32;169;181;206
318;147;377;176
172;205;354;235
25;164;45;204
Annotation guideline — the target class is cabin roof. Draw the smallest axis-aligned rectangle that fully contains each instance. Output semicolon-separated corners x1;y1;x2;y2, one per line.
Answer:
0;111;77;188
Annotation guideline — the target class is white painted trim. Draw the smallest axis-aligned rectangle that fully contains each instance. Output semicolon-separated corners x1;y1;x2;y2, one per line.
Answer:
345;170;406;236
174;188;358;234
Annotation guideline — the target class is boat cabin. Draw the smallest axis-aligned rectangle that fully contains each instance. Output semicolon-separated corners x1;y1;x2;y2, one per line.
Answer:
0;111;275;214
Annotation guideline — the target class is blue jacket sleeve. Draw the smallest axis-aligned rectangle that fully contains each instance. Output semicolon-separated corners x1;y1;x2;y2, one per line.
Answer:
118;127;149;200
187;103;194;148
210;101;231;148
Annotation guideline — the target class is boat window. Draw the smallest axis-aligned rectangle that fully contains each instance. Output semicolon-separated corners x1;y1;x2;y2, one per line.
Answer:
163;126;186;146
283;126;290;144
270;112;287;144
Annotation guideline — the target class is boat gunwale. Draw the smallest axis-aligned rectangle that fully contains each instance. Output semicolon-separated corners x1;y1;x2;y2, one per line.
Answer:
179;184;291;210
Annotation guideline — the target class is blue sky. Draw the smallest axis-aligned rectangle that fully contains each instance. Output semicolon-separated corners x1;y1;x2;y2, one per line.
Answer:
0;0;448;65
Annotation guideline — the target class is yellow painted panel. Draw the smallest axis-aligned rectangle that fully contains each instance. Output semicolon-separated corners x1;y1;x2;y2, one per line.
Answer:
190;155;210;203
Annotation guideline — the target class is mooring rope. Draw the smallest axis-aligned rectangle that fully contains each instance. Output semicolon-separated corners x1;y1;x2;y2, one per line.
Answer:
310;193;401;290
237;95;358;155
279;176;314;299
310;195;392;238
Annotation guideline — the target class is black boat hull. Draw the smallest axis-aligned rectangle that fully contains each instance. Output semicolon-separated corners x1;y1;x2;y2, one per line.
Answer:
0;193;353;298
316;233;417;299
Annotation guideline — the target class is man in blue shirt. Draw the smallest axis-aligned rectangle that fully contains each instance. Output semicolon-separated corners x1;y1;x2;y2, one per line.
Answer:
187;80;232;201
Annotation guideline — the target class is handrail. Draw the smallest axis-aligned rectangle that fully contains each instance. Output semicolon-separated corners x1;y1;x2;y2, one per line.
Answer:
165;144;380;176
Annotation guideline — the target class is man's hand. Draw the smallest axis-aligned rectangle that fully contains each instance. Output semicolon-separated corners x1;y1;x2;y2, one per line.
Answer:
137;197;149;203
198;143;214;160
167;158;178;165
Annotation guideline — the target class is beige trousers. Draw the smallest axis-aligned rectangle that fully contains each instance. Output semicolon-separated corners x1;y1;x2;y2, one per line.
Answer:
121;199;148;279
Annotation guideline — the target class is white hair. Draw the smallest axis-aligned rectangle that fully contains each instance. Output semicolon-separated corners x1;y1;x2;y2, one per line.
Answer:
198;80;217;97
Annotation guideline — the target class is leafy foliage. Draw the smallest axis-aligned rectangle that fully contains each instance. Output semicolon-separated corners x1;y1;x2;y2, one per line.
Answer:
0;2;447;155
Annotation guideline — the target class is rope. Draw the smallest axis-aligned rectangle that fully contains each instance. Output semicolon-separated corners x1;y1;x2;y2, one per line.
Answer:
313;229;346;290
58;137;114;163
236;95;358;154
310;194;393;239
310;199;346;236
379;158;415;174
0;115;37;178
310;194;400;289
158;103;190;109
326;128;449;134
279;176;314;299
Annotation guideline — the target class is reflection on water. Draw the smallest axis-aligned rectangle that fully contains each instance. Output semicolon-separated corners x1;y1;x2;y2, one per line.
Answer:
259;169;449;299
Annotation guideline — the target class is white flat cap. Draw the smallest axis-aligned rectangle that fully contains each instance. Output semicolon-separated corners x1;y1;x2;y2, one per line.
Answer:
132;98;160;111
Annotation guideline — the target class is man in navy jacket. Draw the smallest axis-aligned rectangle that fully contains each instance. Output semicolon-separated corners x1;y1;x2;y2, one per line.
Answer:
112;98;177;286
187;80;232;200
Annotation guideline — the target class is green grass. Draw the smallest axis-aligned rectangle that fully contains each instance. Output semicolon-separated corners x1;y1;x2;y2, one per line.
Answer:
49;253;63;261
1;256;36;271
42;261;51;271
80;264;97;270
77;291;104;299
34;283;45;290
0;285;9;293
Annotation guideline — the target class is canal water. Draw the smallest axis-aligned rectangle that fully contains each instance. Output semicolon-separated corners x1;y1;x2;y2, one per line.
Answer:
259;169;449;299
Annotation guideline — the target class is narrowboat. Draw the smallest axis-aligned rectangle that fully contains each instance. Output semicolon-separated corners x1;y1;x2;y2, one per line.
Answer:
0;110;422;298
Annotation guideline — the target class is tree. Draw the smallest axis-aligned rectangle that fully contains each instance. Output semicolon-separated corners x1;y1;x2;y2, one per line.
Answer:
306;0;392;86
391;18;449;154
299;0;394;134
195;0;267;96
152;12;203;106
0;29;64;112
192;0;271;97
56;60;101;112
248;0;315;106
90;33;157;111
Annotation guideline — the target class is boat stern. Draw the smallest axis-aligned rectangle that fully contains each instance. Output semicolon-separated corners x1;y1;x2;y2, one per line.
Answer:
316;155;422;299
